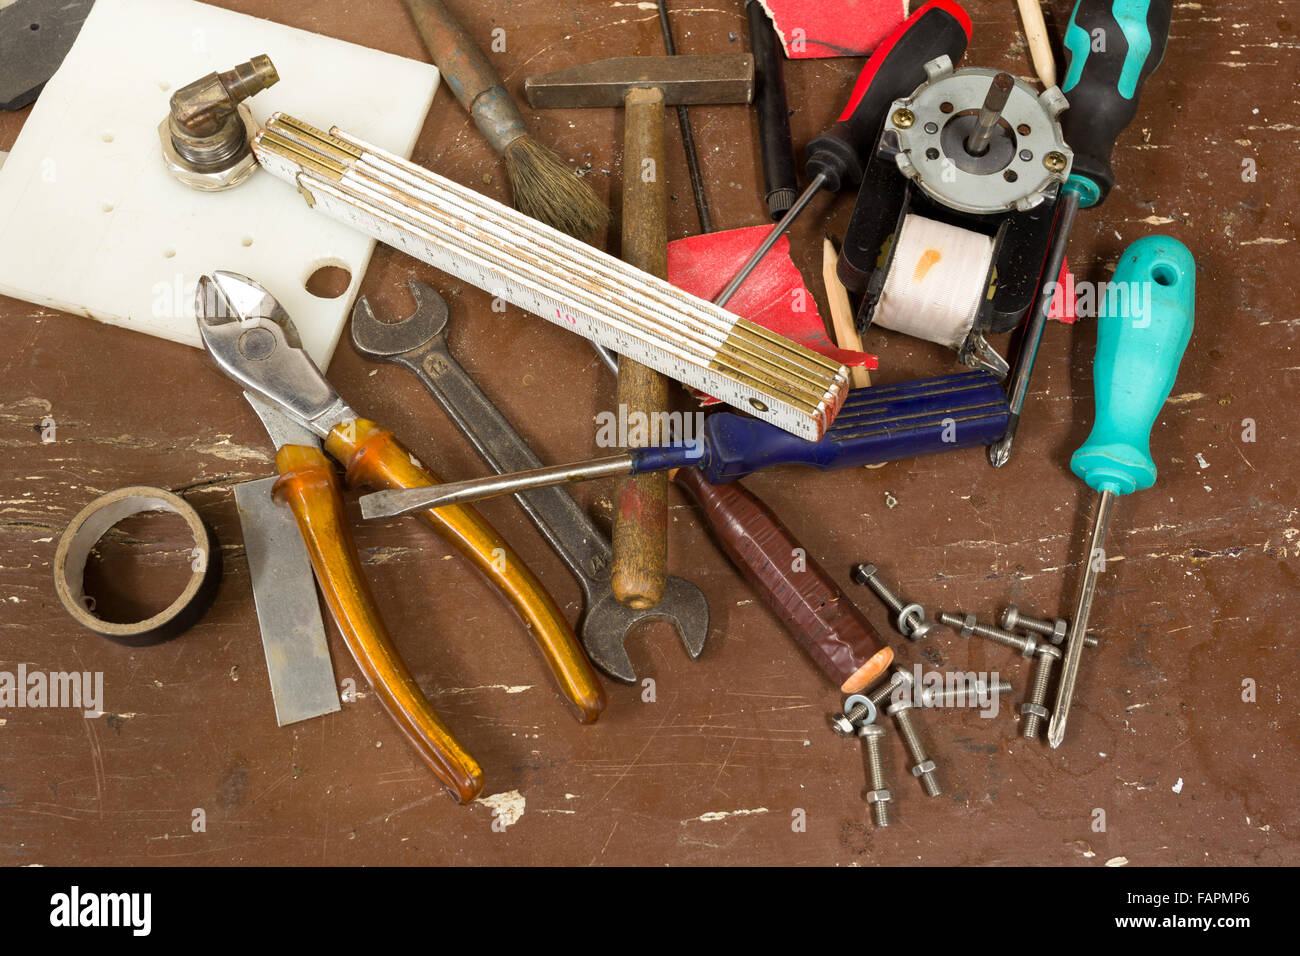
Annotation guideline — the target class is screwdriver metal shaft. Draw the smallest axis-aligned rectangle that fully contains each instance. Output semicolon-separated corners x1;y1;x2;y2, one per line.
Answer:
1047;488;1114;747
987;187;1080;467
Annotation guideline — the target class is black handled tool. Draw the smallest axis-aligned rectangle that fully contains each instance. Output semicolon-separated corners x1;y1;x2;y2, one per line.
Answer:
988;0;1174;468
714;0;972;306
746;0;798;219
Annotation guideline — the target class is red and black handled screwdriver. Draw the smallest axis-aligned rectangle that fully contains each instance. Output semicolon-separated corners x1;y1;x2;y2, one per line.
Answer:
715;0;973;306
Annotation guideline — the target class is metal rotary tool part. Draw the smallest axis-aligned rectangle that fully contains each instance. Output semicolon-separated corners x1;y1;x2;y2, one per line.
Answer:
884;57;1072;215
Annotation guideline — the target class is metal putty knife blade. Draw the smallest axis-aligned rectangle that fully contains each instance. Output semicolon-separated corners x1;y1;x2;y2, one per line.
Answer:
234;476;340;726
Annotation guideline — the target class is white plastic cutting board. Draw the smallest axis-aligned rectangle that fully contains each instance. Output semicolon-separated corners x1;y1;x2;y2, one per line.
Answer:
0;0;440;365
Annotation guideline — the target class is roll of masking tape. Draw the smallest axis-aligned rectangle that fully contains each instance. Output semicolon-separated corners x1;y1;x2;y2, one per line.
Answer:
53;486;221;646
873;214;996;349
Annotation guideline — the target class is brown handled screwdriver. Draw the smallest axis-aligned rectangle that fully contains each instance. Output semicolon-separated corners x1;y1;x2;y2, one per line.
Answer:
673;468;893;693
401;0;608;241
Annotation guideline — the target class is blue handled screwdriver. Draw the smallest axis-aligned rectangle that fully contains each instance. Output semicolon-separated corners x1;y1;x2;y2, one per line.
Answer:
361;371;1008;518
1047;236;1195;748
989;0;1175;468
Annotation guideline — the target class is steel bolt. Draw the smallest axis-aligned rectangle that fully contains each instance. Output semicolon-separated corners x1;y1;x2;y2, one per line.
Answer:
830;693;877;737
939;611;1039;657
886;700;941;797
852;563;935;640
857;723;891;827
1002;605;1099;648
867;666;915;710
920;678;1012;707
1020;644;1062;740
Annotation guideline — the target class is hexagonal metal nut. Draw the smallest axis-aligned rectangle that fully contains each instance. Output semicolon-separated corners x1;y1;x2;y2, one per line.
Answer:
829;712;857;737
911;760;936;777
1021;702;1049;719
865;788;893;804
158;104;260;192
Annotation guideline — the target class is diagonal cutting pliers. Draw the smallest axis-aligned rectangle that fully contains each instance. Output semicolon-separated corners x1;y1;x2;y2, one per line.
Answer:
195;271;605;803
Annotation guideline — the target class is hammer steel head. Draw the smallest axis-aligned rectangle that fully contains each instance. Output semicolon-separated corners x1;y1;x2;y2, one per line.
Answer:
525;54;754;110
350;279;449;358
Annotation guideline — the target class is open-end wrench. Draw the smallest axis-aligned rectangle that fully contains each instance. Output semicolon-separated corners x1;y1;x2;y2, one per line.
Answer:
350;280;709;683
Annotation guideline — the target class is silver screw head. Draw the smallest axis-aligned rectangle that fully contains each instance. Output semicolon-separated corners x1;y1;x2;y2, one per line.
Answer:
890;665;915;690
1001;605;1022;630
857;723;886;741
1036;643;1062;662
897;603;931;640
886;699;914;717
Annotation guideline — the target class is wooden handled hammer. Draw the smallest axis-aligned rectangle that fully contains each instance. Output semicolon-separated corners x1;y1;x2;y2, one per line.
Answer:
525;54;753;608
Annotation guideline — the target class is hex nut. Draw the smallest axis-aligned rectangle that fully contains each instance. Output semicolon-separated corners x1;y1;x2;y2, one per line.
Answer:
960;613;977;638
852;562;878;585
158;104;260;192
1051;619;1068;644
911;759;937;777
865;788;893;804
1021;702;1049;719
829;713;857;737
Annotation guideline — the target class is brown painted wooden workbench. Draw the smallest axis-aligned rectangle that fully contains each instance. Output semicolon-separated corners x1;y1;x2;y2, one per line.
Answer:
1;0;1295;866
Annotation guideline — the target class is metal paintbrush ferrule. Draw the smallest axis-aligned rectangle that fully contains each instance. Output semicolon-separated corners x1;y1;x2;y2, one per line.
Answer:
251;113;849;440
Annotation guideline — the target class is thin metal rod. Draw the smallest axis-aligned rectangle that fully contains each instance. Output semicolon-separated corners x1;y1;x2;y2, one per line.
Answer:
1047;488;1117;748
658;0;712;233
965;72;1014;157
715;172;828;308
360;455;636;519
987;186;1082;467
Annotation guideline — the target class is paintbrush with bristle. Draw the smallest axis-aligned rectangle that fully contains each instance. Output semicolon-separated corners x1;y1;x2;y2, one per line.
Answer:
403;0;609;243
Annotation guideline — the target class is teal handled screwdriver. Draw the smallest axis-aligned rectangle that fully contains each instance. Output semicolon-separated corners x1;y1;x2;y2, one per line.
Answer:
1048;235;1195;748
989;0;1175;468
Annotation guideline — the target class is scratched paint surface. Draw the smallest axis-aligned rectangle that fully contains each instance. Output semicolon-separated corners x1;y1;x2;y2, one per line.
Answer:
0;0;1295;866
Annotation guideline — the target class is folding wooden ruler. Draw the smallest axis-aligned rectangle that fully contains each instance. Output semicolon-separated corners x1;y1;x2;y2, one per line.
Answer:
252;114;849;440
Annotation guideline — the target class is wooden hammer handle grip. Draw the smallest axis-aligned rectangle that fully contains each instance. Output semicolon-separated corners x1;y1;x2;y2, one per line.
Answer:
673;468;893;693
612;87;670;609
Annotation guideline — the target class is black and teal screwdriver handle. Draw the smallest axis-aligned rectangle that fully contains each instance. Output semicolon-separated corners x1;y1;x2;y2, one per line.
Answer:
1072;236;1195;495
1061;0;1174;206
636;371;1008;482
805;0;972;192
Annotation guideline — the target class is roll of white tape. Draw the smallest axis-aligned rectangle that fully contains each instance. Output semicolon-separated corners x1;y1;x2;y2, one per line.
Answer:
873;214;996;349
